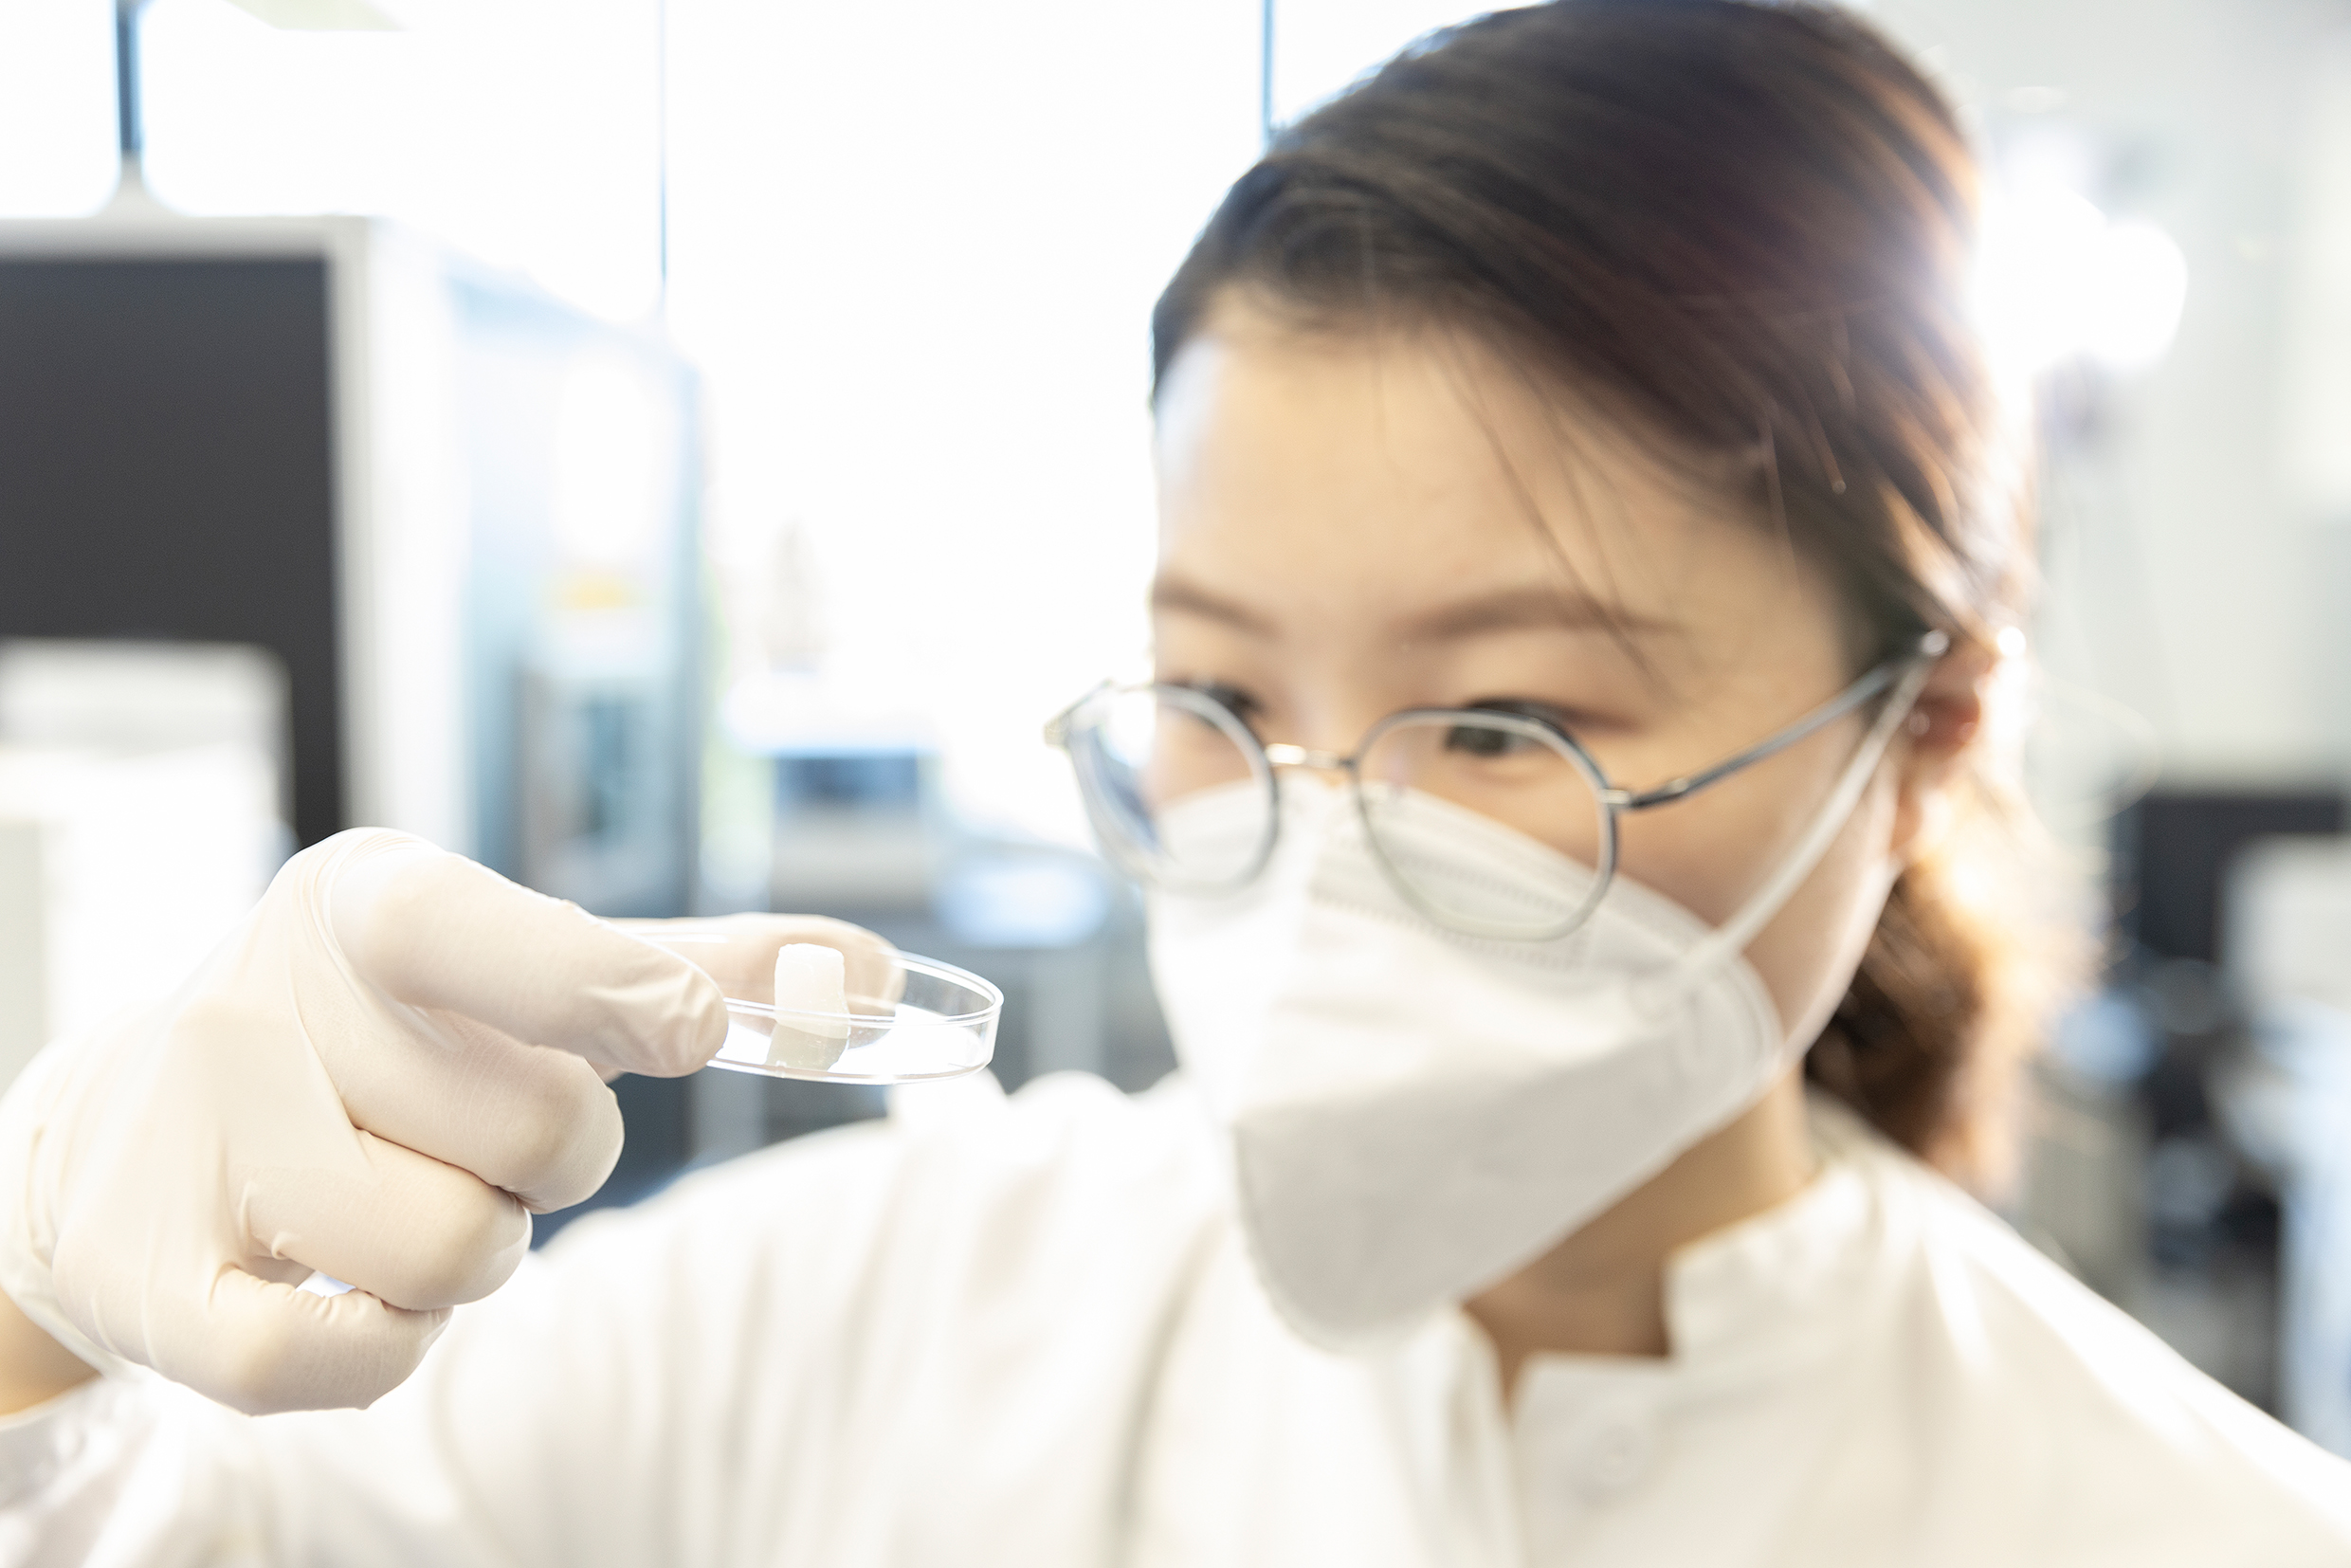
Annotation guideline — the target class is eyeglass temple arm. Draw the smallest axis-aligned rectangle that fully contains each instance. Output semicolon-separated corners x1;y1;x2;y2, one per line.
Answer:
1608;631;1949;811
1042;683;1117;749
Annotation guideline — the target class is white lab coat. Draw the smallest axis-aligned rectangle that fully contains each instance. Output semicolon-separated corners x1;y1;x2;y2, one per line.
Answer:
3;1073;2347;1566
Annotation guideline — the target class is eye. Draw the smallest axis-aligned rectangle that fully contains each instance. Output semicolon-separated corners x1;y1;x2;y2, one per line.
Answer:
1169;679;1262;728
1441;721;1540;757
1437;700;1590;759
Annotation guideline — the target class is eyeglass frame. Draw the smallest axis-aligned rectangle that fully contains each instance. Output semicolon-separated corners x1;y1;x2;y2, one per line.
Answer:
1044;629;1950;941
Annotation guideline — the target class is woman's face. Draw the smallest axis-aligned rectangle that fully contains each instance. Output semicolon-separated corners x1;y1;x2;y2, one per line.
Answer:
1151;301;1960;1047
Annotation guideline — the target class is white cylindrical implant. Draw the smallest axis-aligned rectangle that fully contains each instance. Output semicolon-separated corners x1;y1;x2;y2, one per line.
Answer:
770;942;852;1069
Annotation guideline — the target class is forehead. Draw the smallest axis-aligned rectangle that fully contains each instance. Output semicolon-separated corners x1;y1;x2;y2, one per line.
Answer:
1150;303;1793;640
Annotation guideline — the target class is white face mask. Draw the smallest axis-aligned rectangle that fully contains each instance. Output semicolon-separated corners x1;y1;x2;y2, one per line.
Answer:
1146;669;1928;1352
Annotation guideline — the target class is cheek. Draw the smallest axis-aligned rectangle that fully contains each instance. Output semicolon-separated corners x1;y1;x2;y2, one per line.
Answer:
1735;771;1902;1046
1609;747;1847;933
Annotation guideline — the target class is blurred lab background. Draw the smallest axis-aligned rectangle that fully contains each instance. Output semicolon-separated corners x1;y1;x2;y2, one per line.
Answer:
2;0;2350;1455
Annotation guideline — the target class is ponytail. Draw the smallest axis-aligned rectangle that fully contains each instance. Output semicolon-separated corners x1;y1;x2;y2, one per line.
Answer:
1810;767;2077;1189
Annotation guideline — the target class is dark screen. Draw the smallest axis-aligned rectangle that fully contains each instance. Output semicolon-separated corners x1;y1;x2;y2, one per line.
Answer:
2120;790;2348;965
0;256;341;846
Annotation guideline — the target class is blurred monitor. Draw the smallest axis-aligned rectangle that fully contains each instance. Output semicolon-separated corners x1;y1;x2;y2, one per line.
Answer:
2118;789;2347;965
0;252;338;843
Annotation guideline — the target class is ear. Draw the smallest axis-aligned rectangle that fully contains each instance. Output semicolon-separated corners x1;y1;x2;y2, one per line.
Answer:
1887;636;1996;863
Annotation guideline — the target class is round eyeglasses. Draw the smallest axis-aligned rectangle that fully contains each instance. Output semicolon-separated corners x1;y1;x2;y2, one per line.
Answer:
1044;632;1946;941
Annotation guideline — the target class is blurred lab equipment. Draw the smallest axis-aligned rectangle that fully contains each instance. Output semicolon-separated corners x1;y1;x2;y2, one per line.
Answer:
2029;785;2351;1453
0;211;703;910
458;296;702;920
761;727;947;918
2224;836;2351;1458
2121;792;2347;968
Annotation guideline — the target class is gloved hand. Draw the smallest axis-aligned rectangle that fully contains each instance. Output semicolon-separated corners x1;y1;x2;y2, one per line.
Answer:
0;830;751;1416
607;911;903;1032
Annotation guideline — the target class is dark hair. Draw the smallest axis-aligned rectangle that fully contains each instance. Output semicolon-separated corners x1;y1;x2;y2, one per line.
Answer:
1152;0;2069;1185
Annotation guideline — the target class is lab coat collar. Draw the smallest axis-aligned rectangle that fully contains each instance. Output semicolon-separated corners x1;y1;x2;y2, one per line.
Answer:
1665;1098;1877;1367
1491;1092;1881;1408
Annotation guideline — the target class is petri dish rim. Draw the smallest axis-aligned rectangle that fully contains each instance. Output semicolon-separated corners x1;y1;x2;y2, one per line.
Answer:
704;1046;986;1085
711;952;1002;1085
730;952;1004;1030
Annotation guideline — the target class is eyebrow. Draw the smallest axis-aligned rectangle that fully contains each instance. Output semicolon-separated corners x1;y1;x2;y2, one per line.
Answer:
1149;574;1280;636
1400;584;1681;643
1148;573;1678;643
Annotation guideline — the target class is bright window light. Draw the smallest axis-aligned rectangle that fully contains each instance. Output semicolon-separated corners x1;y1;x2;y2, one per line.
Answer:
2088;219;2193;370
667;0;1263;845
1974;175;2190;383
0;0;119;216
138;0;664;323
551;354;670;573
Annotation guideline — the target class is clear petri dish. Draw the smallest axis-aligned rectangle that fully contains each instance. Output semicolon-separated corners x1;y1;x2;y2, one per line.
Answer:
706;951;1001;1085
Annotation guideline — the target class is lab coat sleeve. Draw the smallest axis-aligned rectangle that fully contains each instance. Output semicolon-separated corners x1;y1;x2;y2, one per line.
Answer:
0;1116;917;1568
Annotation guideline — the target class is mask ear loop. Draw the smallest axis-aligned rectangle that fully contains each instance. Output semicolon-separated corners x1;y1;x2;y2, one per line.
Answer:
1637;651;1940;1011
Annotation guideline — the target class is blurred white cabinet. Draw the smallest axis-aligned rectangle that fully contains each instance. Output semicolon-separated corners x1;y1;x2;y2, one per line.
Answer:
0;744;277;1089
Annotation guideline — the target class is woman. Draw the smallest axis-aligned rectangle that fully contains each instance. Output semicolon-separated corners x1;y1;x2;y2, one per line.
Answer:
4;2;2346;1562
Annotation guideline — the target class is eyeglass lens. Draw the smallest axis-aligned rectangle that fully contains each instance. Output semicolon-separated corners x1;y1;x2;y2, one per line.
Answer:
1067;688;1611;937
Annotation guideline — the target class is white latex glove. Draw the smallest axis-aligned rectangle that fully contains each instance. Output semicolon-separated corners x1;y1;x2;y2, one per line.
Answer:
607;913;903;1030
0;829;731;1416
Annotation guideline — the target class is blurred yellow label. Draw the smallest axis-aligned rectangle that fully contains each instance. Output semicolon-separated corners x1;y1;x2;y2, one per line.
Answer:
553;571;643;611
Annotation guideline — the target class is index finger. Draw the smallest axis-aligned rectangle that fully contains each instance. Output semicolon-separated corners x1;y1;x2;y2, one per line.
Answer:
611;913;903;1007
319;831;727;1076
